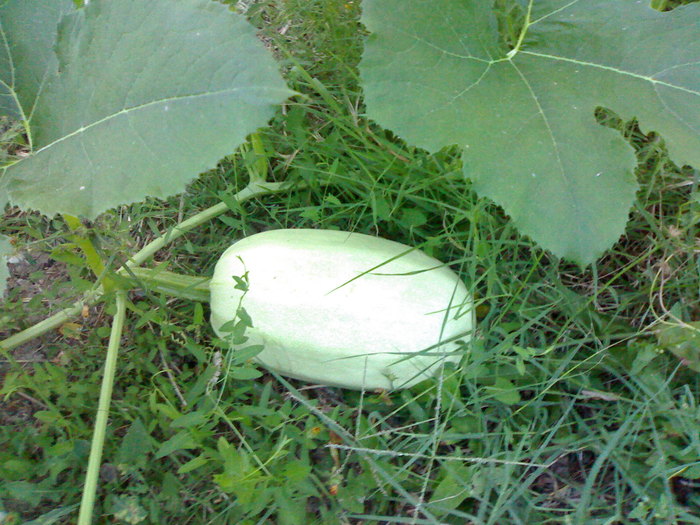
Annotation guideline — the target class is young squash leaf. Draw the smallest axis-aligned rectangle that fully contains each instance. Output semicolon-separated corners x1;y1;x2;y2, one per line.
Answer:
359;0;700;265
1;0;293;218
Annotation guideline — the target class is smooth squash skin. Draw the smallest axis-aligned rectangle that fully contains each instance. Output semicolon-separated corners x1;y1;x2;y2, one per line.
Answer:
210;229;473;390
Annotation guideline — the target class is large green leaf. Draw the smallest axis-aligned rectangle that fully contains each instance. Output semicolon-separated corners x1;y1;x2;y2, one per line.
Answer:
3;0;292;218
0;0;73;119
359;0;700;264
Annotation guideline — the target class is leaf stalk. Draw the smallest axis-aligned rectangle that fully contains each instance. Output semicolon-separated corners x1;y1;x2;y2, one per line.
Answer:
77;290;127;525
506;0;533;59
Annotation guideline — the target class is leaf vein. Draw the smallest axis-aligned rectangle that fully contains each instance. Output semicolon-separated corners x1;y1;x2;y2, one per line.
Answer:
509;61;565;177
392;26;490;63
529;0;582;27
438;10;477;59
0;21;14;88
453;62;492;101
652;81;700;136
509;60;591;241
30;86;285;157
652;59;700;79
521;50;700;97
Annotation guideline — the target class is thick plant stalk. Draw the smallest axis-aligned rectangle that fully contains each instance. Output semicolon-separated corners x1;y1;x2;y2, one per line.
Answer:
77;290;127;525
0;180;294;352
125;266;210;302
506;0;532;59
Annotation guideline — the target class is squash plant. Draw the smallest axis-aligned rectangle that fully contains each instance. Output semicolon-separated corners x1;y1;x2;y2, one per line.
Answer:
1;0;699;522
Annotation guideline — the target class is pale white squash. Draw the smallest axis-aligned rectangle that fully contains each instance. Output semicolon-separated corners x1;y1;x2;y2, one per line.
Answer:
209;229;473;390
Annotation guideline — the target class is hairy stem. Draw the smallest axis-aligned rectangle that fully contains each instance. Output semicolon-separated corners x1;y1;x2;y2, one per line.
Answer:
77;290;127;525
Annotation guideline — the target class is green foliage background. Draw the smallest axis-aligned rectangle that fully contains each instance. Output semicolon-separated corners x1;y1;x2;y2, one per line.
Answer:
0;0;699;524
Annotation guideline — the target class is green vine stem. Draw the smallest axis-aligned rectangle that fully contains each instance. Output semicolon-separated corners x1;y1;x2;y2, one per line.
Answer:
0;290;102;351
77;290;127;525
0;180;301;352
125;266;210;302
505;0;532;59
